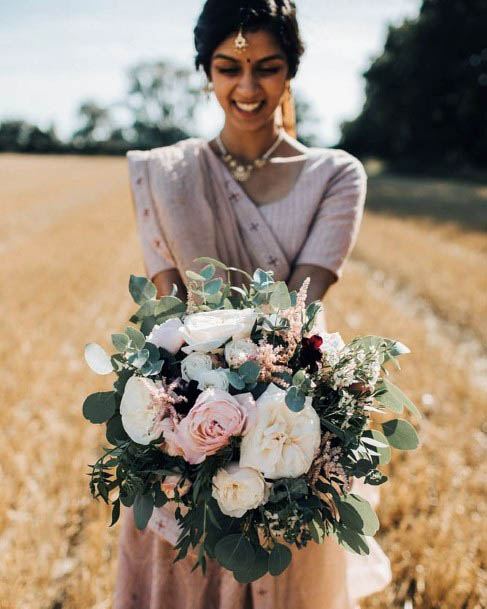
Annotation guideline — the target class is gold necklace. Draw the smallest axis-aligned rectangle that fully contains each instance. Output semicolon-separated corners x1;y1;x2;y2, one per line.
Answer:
215;130;285;182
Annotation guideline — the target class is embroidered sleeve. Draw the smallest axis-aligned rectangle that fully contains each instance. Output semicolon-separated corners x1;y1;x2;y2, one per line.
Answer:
127;150;177;281
295;151;367;281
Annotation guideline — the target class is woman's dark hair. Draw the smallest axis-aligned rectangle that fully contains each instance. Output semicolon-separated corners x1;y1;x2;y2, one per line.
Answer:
194;0;305;79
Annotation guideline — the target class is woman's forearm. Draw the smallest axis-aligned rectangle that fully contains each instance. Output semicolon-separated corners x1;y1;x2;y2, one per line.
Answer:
288;264;338;305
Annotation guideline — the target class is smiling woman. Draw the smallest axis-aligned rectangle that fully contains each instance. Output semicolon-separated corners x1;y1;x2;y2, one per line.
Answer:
113;2;388;609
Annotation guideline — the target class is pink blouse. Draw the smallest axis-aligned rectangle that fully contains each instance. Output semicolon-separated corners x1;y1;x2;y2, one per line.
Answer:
128;138;367;283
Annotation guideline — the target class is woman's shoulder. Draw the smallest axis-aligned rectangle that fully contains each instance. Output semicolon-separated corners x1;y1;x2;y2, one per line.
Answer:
303;146;367;188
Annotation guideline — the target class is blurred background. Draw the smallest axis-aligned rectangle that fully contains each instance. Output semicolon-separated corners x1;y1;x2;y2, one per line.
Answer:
1;1;485;608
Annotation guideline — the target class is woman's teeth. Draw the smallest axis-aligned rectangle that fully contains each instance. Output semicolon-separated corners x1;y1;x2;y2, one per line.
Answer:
234;101;263;113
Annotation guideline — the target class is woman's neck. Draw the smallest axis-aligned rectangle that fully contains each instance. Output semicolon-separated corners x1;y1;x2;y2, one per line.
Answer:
219;120;283;162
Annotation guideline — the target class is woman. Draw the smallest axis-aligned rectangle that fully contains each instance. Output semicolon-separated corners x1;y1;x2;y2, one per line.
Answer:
114;2;391;608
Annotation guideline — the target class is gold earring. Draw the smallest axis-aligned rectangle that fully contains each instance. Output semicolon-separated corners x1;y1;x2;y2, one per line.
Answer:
203;80;214;101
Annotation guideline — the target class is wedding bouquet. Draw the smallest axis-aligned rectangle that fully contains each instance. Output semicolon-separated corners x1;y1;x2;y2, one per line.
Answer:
83;257;421;582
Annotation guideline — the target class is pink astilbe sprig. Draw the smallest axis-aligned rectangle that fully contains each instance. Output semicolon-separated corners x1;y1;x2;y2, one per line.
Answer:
278;277;311;359
140;376;187;430
255;339;292;388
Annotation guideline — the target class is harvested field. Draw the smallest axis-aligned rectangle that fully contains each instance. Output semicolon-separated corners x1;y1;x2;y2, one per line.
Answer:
0;153;485;609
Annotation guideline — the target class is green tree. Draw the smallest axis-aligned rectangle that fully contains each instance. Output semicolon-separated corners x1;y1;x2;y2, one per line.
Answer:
339;0;487;171
0;119;63;153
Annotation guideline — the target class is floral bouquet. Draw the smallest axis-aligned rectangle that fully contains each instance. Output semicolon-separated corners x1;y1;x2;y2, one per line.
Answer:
83;257;421;582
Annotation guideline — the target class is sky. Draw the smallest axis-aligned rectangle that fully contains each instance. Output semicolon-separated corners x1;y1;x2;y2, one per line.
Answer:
0;0;421;146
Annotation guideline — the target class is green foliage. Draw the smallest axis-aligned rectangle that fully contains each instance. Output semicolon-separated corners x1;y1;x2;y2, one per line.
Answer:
285;386;306;412
133;492;154;530
337;494;379;536
214;534;255;571
382;418;420;450
129;275;157;304
83;391;117;424
268;543;292;576
376;378;422;419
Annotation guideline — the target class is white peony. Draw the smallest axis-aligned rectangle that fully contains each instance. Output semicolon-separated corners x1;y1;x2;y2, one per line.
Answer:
239;384;321;479
120;376;163;445
147;317;185;354
196;368;230;391
212;463;270;518
224;338;258;368
179;308;257;354
180;352;213;382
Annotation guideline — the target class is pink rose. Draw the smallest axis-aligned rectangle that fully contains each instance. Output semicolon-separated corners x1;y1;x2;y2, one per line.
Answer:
173;388;256;464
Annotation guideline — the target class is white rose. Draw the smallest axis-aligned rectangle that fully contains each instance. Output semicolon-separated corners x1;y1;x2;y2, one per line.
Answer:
196;368;230;391
179;308;257;354
180;352;213;382
147;317;185;354
239;384;321;479
212;463;270;518
120;376;162;445
224;338;258;368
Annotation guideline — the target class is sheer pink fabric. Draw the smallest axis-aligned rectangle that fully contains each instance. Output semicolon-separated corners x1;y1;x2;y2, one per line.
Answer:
113;138;391;609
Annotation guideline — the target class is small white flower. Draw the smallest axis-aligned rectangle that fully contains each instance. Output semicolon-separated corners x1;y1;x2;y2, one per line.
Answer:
147;318;185;354
179;308;257;354
120;376;162;445
180;352;213;383
212;463;270;518
239;384;321;479
196;368;229;391
224;338;258;368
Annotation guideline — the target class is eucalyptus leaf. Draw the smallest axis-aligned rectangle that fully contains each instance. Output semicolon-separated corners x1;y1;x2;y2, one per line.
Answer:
200;264;216;280
269;282;291;310
154;296;185;319
382;418;419;450
204;278;223;295
268;543;292;576
214;534;254;571
376;378;422;419
335;527;370;555
83;391;117;424
233;547;269;583
106;413;129;444
111;333;130;352
125;326;146;350
338;494;379;536
186;270;205;281
84;343;113;375
227;370;246;390
238;361;260;384
285;386;306;412
195;256;229;271
127;348;150;368
129;275;157;304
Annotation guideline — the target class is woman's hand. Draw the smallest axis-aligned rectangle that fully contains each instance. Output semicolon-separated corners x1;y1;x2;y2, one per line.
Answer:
151;268;187;300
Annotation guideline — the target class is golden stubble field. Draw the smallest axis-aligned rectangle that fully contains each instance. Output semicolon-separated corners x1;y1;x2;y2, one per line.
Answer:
0;153;485;609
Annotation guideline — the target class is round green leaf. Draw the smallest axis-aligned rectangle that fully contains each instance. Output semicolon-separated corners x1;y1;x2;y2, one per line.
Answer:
111;333;130;352
339;494;380;536
335;528;370;555
362;429;391;464
285;386;306;412
376;378;422;419
238;361;260;384
215;534;255;571
382;418;419;450
125;326;146;350
83;391;117;424
268;543;292;576
84;342;113;375
129;275;157;304
234;547;269;583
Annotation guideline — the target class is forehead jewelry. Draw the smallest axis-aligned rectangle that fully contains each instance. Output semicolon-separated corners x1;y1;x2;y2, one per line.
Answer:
234;26;249;53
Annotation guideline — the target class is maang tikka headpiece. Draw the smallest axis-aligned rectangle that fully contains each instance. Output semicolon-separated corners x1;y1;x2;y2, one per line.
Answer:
234;8;250;53
234;26;249;52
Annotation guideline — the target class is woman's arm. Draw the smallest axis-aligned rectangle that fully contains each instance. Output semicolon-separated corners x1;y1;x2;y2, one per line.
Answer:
287;264;337;305
151;268;187;300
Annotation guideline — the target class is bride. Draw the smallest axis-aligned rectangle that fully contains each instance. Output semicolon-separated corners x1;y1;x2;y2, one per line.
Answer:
114;1;391;607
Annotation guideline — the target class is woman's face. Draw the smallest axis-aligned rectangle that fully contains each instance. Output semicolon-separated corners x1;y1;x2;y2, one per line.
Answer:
209;29;290;132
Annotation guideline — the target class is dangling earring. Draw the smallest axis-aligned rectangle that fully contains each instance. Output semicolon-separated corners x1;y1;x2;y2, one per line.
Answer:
203;80;214;101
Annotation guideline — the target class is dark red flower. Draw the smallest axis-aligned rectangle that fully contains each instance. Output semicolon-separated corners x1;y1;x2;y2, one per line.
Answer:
299;335;323;373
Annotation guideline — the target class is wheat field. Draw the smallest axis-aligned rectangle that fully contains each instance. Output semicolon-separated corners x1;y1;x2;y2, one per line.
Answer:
0;153;485;609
